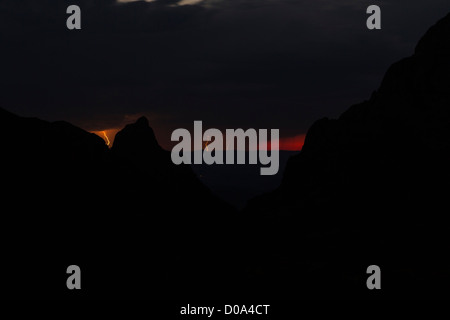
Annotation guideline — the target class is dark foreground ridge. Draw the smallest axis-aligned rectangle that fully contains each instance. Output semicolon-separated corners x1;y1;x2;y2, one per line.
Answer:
1;13;450;299
244;12;450;298
0;108;236;298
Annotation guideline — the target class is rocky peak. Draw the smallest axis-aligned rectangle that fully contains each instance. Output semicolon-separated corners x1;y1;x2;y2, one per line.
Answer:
112;116;163;157
415;13;450;55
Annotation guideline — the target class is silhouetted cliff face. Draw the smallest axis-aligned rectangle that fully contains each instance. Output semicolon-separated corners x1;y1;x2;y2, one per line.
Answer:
1;106;109;211
247;13;450;222
0;108;231;215
240;13;450;298
110;115;233;216
112;116;163;157
0;108;234;298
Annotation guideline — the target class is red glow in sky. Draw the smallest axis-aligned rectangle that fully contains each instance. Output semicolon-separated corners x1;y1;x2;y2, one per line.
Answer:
92;125;305;152
278;134;306;151
261;134;306;151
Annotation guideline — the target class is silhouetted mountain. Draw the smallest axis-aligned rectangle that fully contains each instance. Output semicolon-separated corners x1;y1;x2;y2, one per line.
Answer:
0;108;235;298
3;13;450;300
243;13;450;298
113;116;163;156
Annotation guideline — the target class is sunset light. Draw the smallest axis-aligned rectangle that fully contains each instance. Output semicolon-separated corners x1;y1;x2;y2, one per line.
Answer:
91;129;120;148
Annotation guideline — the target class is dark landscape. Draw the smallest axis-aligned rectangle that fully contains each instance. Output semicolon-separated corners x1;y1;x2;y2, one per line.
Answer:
1;3;450;300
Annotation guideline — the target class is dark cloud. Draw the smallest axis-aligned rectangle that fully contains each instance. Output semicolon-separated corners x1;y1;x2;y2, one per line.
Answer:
1;0;450;148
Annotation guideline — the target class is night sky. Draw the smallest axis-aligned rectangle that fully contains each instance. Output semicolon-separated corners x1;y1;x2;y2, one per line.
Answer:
1;0;450;149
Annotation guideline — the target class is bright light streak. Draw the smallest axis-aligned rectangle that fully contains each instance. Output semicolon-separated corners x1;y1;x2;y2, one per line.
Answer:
103;131;110;146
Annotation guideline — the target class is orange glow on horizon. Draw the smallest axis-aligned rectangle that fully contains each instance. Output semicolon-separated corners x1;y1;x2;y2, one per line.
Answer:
91;127;305;152
91;129;120;148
